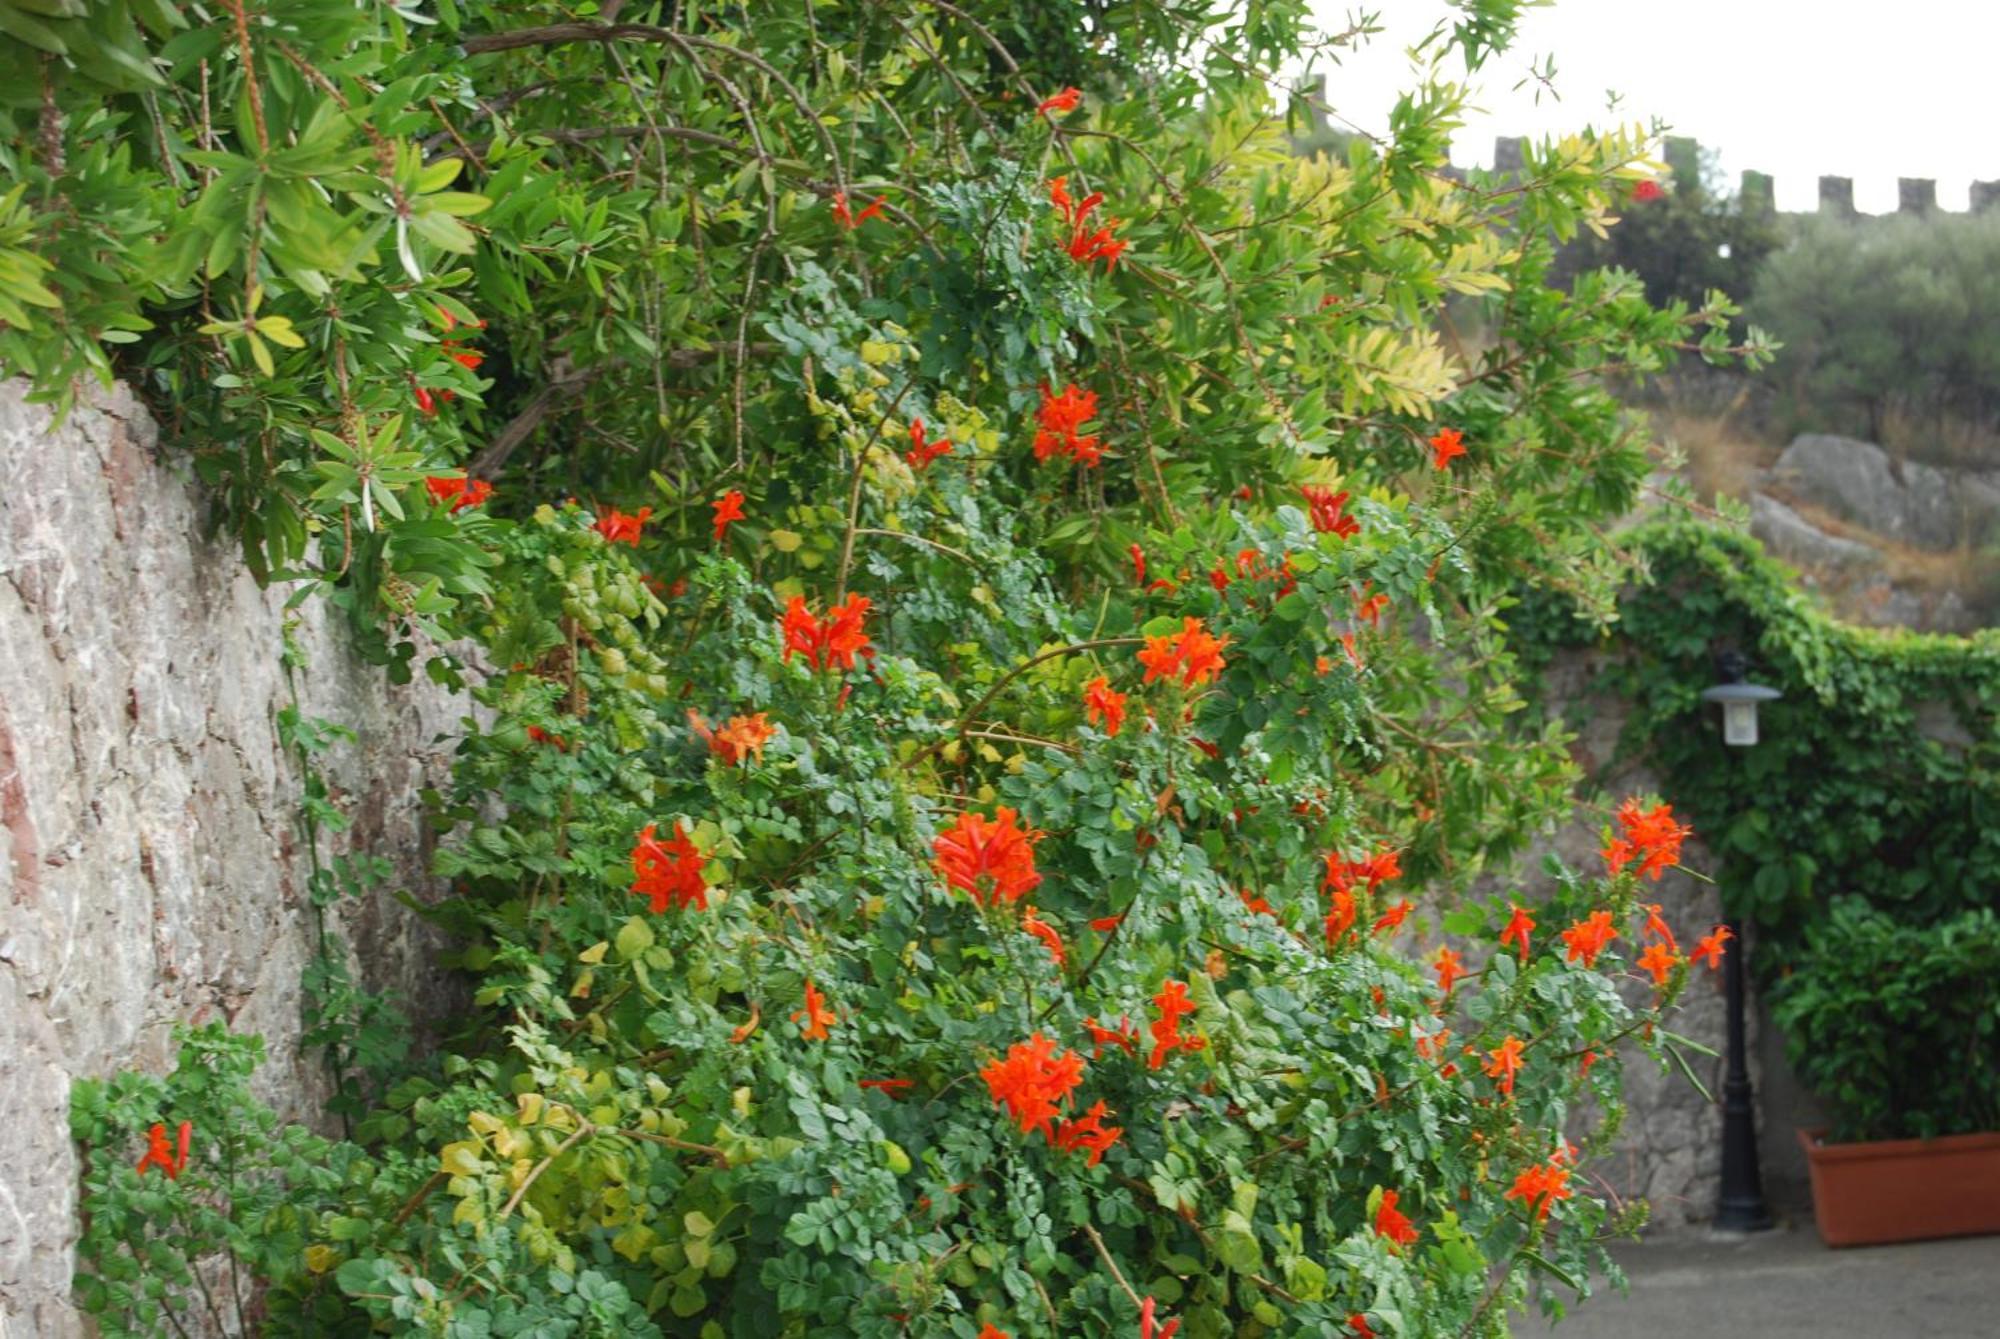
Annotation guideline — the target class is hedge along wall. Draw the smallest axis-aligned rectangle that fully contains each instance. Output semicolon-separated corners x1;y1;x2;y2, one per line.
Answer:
1512;519;2000;1209
0;380;463;1337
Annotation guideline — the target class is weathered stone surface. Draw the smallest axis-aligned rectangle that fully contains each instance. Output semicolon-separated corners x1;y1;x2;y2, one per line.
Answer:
1749;492;1884;571
1767;434;1998;550
0;380;465;1335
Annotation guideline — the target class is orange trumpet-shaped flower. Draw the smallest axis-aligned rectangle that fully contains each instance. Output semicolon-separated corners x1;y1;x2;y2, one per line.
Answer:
1147;978;1206;1070
1499;903;1536;961
780;594;873;672
1639;901;1680;952
1301;484;1361;538
1372;900;1413;936
1559;910;1618;968
1374;1188;1419;1248
1083;1014;1138;1058
980;1032;1085;1139
631;821;708;913
1083;675;1128;737
1603;798;1692;880
1504;1158;1574;1221
933;807;1042;906
1432;946;1468;998
1021;909;1067;967
1428;426;1467;470
792;980;837;1041
136;1120;192;1179
1691;923;1734;970
906;418;954;469
1052;1099;1122;1166
711;490;746;544
689;710;775;766
1637;942;1681;988
1037;86;1082;116
1484;1035;1525;1096
1324;886;1357;946
1032;381;1105;466
1137;617;1229;689
594;505;652;547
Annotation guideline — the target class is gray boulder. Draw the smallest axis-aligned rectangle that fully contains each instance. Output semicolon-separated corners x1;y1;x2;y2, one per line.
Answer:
1767;434;1998;550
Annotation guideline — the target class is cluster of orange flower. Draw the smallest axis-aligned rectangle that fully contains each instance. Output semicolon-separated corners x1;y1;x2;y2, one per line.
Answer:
425;474;493;514
979;1034;1121;1166
1048;175;1127;270
136;1120;192;1179
933;807;1044;906
1147;979;1205;1070
1603;798;1693;881
631;821;709;913
780;593;874;673
1321;846;1403;947
906;418;953;470
1301;484;1360;538
1503;1147;1576;1221
1137;617;1230;689
1032;381;1104;466
1082;675;1128;736
687;710;776;767
594;504;651;547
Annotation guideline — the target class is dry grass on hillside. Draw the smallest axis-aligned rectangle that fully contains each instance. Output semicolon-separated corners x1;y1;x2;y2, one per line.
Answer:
1651;404;1781;507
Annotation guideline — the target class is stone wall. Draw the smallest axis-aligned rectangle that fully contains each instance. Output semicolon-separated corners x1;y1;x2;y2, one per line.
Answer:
0;380;466;1336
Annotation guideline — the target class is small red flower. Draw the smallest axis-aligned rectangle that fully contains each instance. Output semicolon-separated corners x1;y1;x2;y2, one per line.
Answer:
1301;484;1361;538
595;505;652;547
1147;978;1206;1070
1048;178;1127;271
412;382;437;416
425;474;492;514
1324;887;1357;946
779;594;873;672
1428;426;1467;471
906;418;954;469
1021;908;1067;966
1578;1048;1602;1078
978;1326;1012;1339
688;710;774;766
1372;900;1413;936
1037;86;1082;116
631;821;708;913
1083;675;1128;737
1139;1295;1182;1339
861;1078;915;1097
711;490;746;544
934;808;1043;906
1051;1099;1122;1165
1136;617;1229;689
1432;946;1467;998
1484;1034;1525;1096
1348;1315;1378;1339
136;1120;192;1179
1691;923;1734;971
1632;178;1665;203
1373;1188;1419;1248
1239;886;1275;918
1603;798;1692;880
981;1032;1085;1139
1083;1014;1138;1058
1499;904;1536;961
792;979;837;1041
831;191;887;229
1033;381;1105;466
1351;582;1389;626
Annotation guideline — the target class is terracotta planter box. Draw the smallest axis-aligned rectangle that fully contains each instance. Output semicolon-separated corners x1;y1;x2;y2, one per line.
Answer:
1799;1126;2000;1247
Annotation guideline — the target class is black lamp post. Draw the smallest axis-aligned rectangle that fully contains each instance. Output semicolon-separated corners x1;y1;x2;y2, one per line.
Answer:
1700;651;1781;1233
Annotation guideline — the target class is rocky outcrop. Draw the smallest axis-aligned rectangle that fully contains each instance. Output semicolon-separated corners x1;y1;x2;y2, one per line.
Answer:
1750;434;1989;632
0;381;465;1336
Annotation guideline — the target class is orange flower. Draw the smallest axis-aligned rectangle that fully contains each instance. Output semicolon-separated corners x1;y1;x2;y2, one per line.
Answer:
779;594;873;672
1504;1159;1574;1221
1577;1048;1602;1078
906;418;953;469
860;1078;915;1097
1637;942;1681;988
1139;1295;1182;1339
1372;899;1413;936
729;1005;760;1044
136;1120;192;1179
1603;799;1692;880
1037;86;1082;116
934;808;1043;906
1559;910;1618;968
1052;1099;1123;1166
1083;675;1128;736
1691;923;1734;971
711;490;746;544
1432;946;1467;998
425;474;492;514
1351;582;1389;626
1148;978;1206;1070
689;710;775;766
1428;426;1467;470
1414;1024;1452;1062
1032;381;1105;466
1137;617;1229;689
1636;904;1679;954
831;191;887;229
1348;1315;1378;1339
792;980;837;1041
1341;630;1364;669
1238;886;1275;917
1083;1015;1138;1058
980;1032;1085;1138
1484;1035;1525;1096
1089;913;1126;933
1022;909;1066;966
1373;1188;1419;1248
1323;887;1357;946
1499;904;1536;961
1301;484;1361;538
594;505;652;547
1048;181;1126;270
978;1327;1012;1339
631;821;708;913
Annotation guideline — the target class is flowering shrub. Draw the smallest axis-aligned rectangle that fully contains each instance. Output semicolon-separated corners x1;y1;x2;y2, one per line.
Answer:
19;1;1778;1335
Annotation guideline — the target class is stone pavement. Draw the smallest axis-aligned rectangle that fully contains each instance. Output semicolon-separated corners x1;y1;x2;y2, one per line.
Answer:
1525;1225;2000;1337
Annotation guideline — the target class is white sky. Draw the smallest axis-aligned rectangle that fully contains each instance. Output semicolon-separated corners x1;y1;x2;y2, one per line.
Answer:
1304;0;2000;213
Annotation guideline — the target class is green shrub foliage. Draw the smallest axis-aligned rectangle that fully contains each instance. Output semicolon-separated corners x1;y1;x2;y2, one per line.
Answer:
15;1;1776;1335
1771;902;2000;1143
